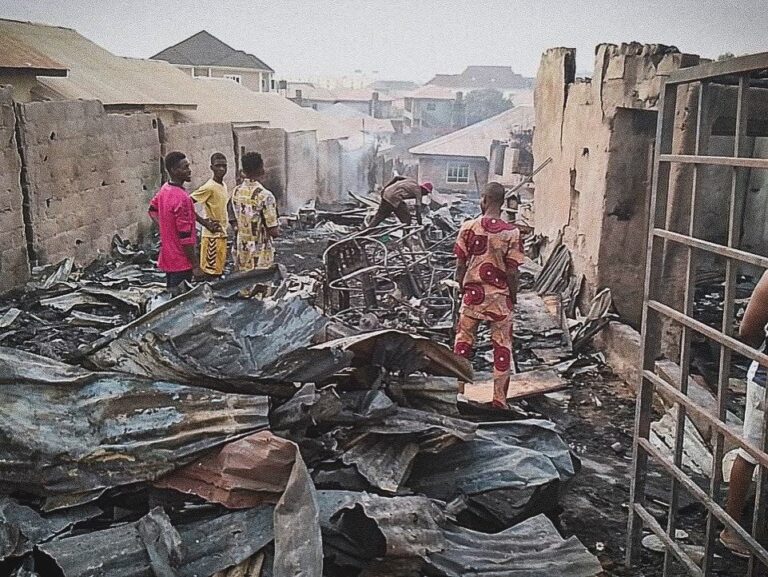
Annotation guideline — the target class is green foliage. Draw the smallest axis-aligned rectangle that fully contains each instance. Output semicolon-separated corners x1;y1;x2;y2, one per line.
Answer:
464;89;514;126
717;52;735;61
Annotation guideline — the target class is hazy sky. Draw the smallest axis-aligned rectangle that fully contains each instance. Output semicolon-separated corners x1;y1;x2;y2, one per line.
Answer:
1;0;765;82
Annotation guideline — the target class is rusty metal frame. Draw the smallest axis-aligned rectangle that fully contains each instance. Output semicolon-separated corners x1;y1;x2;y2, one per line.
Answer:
627;52;768;576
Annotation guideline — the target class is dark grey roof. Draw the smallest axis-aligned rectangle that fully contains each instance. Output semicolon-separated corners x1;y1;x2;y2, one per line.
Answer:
151;30;274;72
428;65;533;90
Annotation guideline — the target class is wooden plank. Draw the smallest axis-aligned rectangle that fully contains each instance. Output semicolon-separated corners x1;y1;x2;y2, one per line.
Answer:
655;360;742;444
648;300;768;367
666;52;768;84
462;368;568;404
639;436;768;566
627;81;677;568
653;228;768;269
660;154;768;170
634;503;704;577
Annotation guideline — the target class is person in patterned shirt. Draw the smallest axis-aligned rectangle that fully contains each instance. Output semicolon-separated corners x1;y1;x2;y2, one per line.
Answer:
453;182;524;409
231;152;279;271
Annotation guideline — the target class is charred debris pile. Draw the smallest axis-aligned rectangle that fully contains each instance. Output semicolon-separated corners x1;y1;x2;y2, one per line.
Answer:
0;193;613;577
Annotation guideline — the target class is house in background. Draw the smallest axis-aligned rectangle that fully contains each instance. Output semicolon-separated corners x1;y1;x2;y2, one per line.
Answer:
286;83;394;119
151;30;275;93
401;85;466;132
367;80;419;94
0;34;68;101
409;105;534;194
427;65;534;104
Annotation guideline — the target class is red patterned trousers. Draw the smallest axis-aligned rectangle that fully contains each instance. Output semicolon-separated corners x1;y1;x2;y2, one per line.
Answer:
453;313;513;404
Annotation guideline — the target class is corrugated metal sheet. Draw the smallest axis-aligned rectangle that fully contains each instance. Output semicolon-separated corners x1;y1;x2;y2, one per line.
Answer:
340;435;420;493
0;347;269;501
39;506;275;577
86;271;345;395
407;420;578;528
0;498;100;560
153;432;300;509
311;329;473;382
409;420;576;498
316;492;601;577
427;515;602;577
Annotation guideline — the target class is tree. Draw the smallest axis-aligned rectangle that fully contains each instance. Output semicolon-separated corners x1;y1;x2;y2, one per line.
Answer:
463;89;514;126
717;52;735;61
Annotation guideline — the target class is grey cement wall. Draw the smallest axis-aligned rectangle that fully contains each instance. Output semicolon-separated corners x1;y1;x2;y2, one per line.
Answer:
0;95;349;289
161;121;236;192
285;130;319;213
318;139;343;203
598;108;656;326
0;86;29;290
234;127;287;210
16;99;161;266
532;44;697;325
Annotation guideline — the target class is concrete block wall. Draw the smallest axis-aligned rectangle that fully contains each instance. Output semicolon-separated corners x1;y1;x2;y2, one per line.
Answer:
234;127;287;210
0;86;29;290
285;130;319;213
16;99;161;266
318;139;343;203
161;121;236;192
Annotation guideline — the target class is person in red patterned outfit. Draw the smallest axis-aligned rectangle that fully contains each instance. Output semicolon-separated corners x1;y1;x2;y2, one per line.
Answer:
453;182;524;408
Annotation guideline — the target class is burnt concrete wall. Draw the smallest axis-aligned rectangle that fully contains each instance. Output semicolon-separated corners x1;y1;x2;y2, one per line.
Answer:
532;44;697;324
234;127;287;210
161;121;236;192
318;139;343;203
417;156;488;195
598;108;656;325
0;86;29;290
285;130;319;212
16;99;161;266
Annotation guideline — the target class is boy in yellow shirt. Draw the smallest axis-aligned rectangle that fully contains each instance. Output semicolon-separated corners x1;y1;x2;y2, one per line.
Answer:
191;153;229;277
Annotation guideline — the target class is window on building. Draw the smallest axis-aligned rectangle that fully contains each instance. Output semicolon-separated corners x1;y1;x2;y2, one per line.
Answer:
446;162;470;184
224;74;242;84
192;67;208;78
426;102;437;111
271;78;276;90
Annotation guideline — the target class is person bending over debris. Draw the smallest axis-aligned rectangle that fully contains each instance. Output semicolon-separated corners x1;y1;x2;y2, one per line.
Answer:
367;176;432;228
149;151;204;290
191;152;229;278
231;152;279;271
721;269;768;557
452;182;524;409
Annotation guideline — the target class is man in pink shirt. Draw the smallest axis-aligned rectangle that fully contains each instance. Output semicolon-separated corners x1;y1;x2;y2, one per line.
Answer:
148;151;201;290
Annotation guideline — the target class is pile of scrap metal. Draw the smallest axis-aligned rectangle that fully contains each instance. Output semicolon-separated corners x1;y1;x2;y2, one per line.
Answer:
533;239;617;351
0;270;602;577
0;235;167;362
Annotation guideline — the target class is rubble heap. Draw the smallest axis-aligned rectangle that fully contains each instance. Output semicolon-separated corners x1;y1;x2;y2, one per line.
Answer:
0;195;614;576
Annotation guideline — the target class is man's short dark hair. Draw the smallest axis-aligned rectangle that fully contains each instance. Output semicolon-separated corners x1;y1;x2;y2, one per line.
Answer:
241;152;264;175
164;151;186;172
210;152;227;164
483;181;506;205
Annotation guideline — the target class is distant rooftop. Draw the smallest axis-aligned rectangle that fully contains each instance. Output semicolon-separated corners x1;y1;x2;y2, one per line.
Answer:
0;34;68;76
151;30;274;73
409;105;534;159
367;79;419;92
427;65;533;90
402;84;458;100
